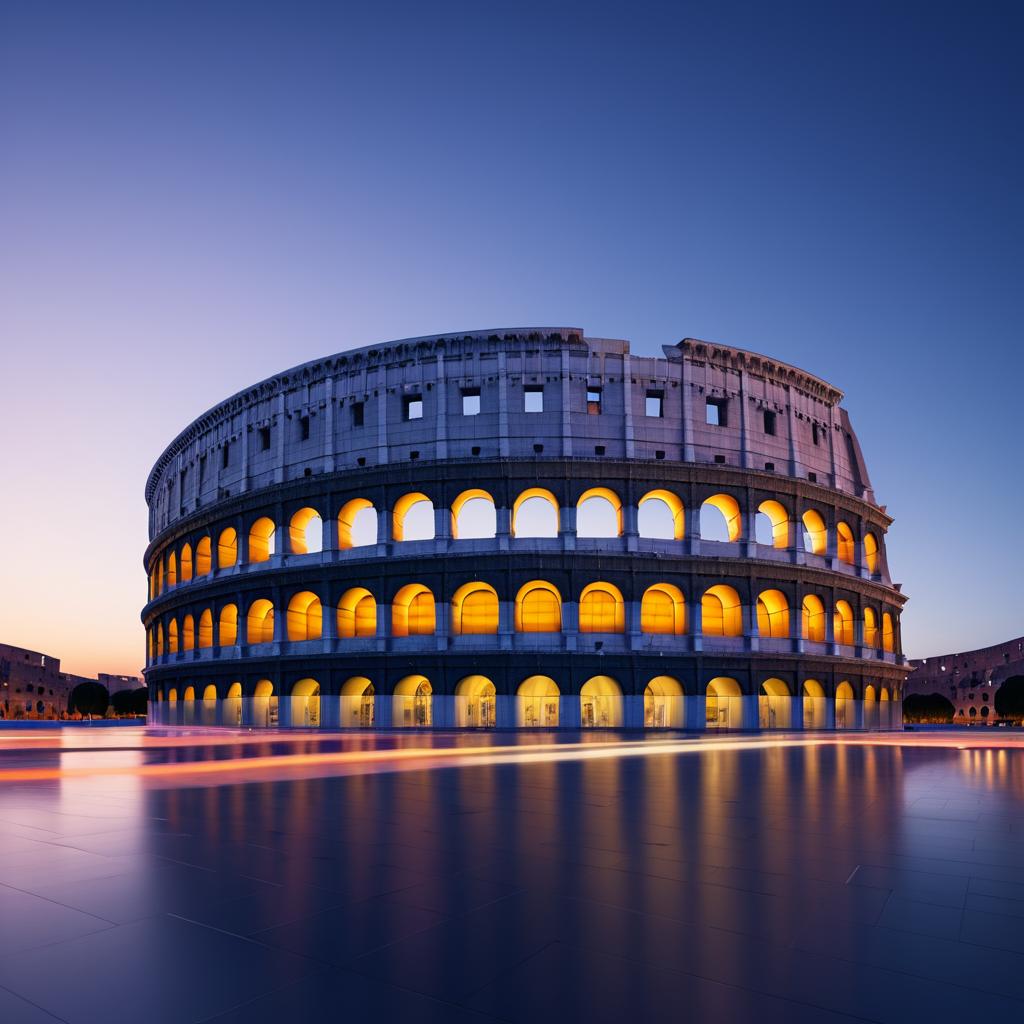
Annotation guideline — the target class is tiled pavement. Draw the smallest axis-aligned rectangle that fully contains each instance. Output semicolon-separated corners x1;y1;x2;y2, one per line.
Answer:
0;733;1023;1022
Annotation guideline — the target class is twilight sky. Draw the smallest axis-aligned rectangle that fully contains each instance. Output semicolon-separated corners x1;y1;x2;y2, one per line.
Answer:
1;2;1021;677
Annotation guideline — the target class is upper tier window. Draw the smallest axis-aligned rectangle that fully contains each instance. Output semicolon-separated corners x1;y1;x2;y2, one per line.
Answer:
524;386;544;413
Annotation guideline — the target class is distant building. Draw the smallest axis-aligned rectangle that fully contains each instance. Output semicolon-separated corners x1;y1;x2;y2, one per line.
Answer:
98;673;142;695
907;635;1024;723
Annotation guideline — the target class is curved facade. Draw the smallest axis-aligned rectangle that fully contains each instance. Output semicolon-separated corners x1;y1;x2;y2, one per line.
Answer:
142;328;908;730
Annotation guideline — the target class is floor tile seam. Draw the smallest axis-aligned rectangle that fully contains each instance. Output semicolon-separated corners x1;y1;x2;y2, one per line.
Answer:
454;938;563;1002
0;879;122;927
0;982;72;1024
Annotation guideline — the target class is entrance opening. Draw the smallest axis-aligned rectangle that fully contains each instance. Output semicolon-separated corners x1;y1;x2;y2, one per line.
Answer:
706;677;742;729
455;675;496;728
580;675;622;727
645;676;684;728
517;676;560;727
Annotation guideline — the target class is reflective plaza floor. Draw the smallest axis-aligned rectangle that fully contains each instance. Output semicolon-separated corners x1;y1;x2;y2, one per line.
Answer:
1;728;1023;1023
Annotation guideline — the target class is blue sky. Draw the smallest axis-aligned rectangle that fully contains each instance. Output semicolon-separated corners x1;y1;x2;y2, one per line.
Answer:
0;1;1020;673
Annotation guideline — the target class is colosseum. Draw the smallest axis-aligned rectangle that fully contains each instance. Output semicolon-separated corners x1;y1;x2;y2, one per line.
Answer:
142;328;908;731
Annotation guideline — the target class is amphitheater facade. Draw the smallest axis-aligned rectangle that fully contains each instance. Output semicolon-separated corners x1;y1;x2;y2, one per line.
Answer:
142;328;907;731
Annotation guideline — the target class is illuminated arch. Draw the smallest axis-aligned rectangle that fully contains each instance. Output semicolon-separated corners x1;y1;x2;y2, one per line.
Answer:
251;679;275;728
755;500;789;548
576;487;623;538
882;613;895;652
516;675;560;727
218;527;238;568
451;489;496;540
640;583;686;635
338;588;377;638
167;619;179;654
515;581;562;632
836;521;855;564
226;682;241;699
341;676;374;728
249;517;276;563
759;677;791;730
804;678;827;729
393;675;432;727
701;585;742;637
455;675;497;728
338;498;377;549
706;677;742;729
512;488;559;538
247;599;275;644
864;532;879;574
224;681;243;726
290;678;321;727
756;589;789;638
198;609;213;648
183;685;195;703
156;623;165;657
155;557;164;595
195;536;212;576
700;494;741;542
254;679;274;697
288;507;323;555
167;687;178;703
392;492;434;542
579;582;625;633
801;510;827;555
182;614;195;651
580;675;623;727
202;684;217;702
833;600;854;646
166;552;177;588
218;604;238;646
863;607;878;648
801;594;826;642
286;591;322;641
638;489;684;540
451;582;499;635
392;584;435;637
179;543;193;582
645;676;684;728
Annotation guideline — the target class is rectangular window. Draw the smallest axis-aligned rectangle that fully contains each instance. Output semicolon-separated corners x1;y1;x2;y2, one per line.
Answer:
199;454;207;484
403;395;423;421
260;426;271;451
461;387;481;416
645;390;664;418
706;397;727;426
524;386;544;413
299;415;310;441
812;423;820;445
587;387;602;415
763;410;776;435
351;401;364;427
222;443;230;469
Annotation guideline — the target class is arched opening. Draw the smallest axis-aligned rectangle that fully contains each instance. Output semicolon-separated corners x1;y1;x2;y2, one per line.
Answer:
515;581;562;632
247;599;275;644
836;521;855;564
393;493;434;542
201;683;218;725
801;510;827;555
700;494;741;542
155;557;164;595
218;604;238;646
338;498;377;548
166;552;177;588
338;588;376;638
833;600;854;646
179;543;193;583
195;536;212;576
253;678;277;728
640;583;686;634
182;684;196;724
879;686;892;730
801;594;826;642
286;591;322;641
156;624;165;657
249;517;277;563
756;589;789;638
341;676;374;728
755;500;789;548
864;533;879;574
576;487;623;538
451;582;499;635
167;619;179;654
392;584;436;637
451;489;496;540
218;527;238;569
863;683;878;729
182;614;195;652
804;679;827;729
393;675;432;727
512;488;559;538
863;607;878;648
706;677;742;729
224;681;242;727
882;613;895;652
290;678;321;727
456;675;496;727
835;680;855;729
578;582;625;633
701;585;742;637
645;676;684;728
288;507;323;555
167;687;178;703
638;490;684;540
759;678;791;729
517;676;559;727
198;609;213;649
580;675;622;727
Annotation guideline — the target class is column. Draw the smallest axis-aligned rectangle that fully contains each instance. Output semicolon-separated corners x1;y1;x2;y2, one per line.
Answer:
563;601;578;651
377;506;392;558
323;376;335;474
741;694;760;730
498;599;513;651
690;594;703;652
622;353;635;460
561;692;582;729
560;505;577;552
497;350;510;458
495;506;511;552
435;353;448;460
738;370;750;469
623;502;639;554
685;504;702;556
685;694;706;731
560;346;573;457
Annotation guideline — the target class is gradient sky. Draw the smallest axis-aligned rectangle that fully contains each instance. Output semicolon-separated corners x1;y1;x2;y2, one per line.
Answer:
1;2;1021;677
